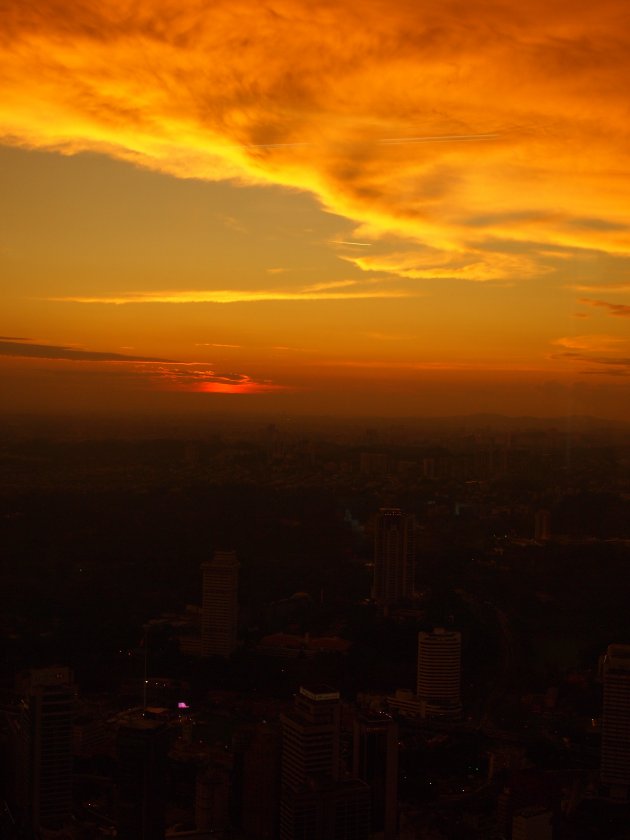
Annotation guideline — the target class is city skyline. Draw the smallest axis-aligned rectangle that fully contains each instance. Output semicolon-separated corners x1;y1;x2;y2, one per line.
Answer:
2;395;630;835
2;0;630;419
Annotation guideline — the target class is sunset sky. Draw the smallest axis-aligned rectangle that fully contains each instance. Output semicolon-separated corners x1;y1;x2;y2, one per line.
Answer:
2;0;630;418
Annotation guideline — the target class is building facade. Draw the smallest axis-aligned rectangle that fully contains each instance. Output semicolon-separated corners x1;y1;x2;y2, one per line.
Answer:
352;710;398;839
372;508;416;608
116;713;169;840
417;628;462;719
601;644;630;797
280;685;369;840
13;667;75;832
201;549;239;658
512;806;553;840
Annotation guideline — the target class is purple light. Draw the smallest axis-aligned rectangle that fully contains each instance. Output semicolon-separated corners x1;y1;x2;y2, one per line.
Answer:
178;701;189;709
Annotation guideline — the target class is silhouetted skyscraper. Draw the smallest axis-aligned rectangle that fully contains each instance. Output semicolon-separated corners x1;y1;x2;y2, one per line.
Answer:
116;714;169;840
280;685;369;840
195;763;231;833
601;644;630;797
201;549;239;657
417;628;462;719
13;667;75;832
352;711;398;839
534;509;551;541
372;508;416;608
512;806;553;840
281;685;341;793
242;722;281;840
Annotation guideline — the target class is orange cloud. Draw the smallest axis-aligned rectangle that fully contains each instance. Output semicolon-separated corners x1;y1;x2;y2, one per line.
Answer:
551;351;630;376
2;0;630;286
195;343;242;349
0;337;287;395
571;284;630;293
580;298;630;317
47;285;408;304
197;380;286;394
345;248;548;283
552;334;626;351
149;364;288;393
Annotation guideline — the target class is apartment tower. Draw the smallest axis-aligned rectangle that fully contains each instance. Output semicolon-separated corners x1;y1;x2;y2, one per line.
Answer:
116;714;169;840
13;667;75;831
601;644;630;798
201;549;239;658
352;710;398;840
280;685;369;840
512;807;553;840
372;508;416;609
417;628;462;719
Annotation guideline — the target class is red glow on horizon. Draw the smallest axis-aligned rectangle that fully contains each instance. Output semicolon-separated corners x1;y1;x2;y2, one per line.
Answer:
197;381;287;394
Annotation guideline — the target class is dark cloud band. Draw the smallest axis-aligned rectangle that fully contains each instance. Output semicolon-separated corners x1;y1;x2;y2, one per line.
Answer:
0;339;174;363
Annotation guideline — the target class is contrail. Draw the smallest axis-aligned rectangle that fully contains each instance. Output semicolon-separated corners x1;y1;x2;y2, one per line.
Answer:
377;133;499;144
330;240;373;247
243;133;500;149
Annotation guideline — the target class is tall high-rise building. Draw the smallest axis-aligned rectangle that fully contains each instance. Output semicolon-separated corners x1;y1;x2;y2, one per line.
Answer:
601;644;630;797
322;779;371;840
280;685;369;840
281;685;341;794
201;549;239;658
242;722;281;840
534;509;551;542
512;806;553;840
12;667;75;832
352;711;398;840
195;763;231;833
116;714;169;840
372;508;416;608
417;628;462;719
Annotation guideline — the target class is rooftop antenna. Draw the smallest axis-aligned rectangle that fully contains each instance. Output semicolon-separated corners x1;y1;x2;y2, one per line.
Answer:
142;625;148;714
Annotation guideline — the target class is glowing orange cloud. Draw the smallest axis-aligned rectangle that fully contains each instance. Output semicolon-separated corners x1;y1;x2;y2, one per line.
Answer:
344;249;549;283
197;381;287;394
552;335;627;351
146;363;289;394
0;338;289;395
46;284;409;304
3;0;630;286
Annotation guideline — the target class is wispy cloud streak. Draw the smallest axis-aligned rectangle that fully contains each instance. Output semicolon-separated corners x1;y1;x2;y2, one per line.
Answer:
581;299;630;317
0;338;173;363
0;337;287;393
48;286;409;304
